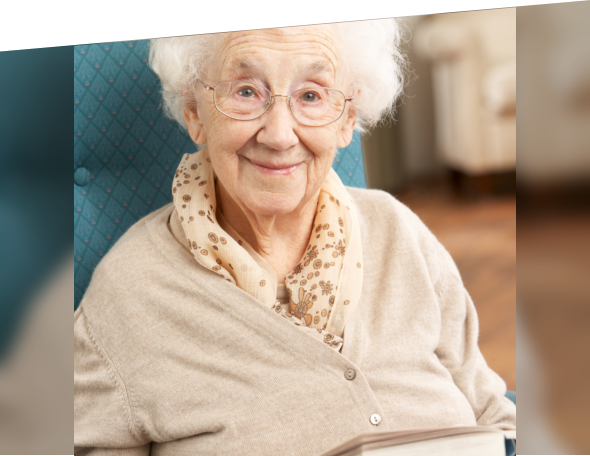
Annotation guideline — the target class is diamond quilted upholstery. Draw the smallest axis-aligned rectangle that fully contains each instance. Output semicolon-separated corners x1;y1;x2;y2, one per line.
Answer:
74;40;366;310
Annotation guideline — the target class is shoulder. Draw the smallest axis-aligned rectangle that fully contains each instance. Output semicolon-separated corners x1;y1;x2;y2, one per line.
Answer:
94;203;174;277
77;203;181;324
347;186;427;231
346;186;442;249
346;186;461;288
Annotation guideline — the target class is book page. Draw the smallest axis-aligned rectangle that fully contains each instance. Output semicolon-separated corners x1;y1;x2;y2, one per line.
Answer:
360;432;505;456
322;426;507;456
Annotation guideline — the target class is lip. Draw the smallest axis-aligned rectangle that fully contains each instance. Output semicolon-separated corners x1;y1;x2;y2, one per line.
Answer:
247;158;303;176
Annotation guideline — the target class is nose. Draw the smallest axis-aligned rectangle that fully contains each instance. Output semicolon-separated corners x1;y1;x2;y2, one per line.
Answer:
256;95;299;151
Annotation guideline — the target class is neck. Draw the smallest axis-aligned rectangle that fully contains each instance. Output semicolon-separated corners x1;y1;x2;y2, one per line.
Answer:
215;178;319;285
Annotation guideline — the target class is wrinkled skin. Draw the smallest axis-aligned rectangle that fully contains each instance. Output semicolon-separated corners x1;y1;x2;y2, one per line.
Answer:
183;26;358;283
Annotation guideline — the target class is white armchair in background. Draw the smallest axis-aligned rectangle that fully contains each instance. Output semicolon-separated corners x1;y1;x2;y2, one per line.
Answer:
413;9;516;176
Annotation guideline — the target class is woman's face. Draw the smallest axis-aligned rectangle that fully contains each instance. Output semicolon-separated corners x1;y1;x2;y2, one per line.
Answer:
184;26;357;217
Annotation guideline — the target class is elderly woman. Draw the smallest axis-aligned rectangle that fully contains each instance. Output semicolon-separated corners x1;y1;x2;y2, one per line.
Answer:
74;19;516;455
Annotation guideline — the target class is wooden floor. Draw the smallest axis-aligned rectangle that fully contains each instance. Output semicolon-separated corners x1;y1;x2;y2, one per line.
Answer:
394;180;516;392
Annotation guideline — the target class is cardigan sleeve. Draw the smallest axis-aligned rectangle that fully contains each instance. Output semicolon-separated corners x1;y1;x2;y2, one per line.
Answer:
434;259;516;433
74;306;151;455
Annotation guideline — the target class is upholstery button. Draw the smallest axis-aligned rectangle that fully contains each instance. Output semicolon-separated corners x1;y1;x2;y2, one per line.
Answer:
370;414;382;426
344;369;356;381
74;167;91;187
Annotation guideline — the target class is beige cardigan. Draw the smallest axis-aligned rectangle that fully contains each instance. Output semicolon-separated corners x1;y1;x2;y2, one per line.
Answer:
74;187;516;455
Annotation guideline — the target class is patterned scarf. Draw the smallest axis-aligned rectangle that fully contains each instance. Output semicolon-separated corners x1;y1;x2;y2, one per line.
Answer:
173;148;363;351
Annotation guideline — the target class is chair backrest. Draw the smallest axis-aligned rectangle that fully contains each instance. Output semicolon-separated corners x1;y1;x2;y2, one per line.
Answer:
74;40;367;310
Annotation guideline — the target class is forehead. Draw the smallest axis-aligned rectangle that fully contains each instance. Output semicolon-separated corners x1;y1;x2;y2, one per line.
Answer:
215;26;342;80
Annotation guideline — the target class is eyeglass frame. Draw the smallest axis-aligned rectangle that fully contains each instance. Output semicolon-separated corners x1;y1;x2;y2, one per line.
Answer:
196;79;355;127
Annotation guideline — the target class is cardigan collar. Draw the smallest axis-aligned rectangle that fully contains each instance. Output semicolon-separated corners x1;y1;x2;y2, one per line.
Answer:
167;206;349;350
152;204;365;365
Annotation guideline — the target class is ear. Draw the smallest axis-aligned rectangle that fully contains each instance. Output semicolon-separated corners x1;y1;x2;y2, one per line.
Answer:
336;103;358;149
183;103;208;145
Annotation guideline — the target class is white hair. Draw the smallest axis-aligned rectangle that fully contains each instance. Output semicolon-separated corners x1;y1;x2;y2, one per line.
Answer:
149;19;408;133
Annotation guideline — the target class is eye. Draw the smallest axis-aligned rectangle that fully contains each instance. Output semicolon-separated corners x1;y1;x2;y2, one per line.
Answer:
237;87;256;98
301;91;320;102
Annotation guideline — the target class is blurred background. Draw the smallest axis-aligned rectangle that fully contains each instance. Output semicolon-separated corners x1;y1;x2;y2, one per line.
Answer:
516;1;590;454
0;46;71;454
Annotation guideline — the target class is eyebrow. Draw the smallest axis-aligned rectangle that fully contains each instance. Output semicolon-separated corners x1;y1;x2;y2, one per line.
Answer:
304;59;334;75
227;59;262;72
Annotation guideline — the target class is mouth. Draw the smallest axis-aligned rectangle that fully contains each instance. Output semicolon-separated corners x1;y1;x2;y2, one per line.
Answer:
246;158;303;176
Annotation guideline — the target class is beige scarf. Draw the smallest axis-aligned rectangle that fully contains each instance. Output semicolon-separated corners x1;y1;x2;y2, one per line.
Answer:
173;148;363;351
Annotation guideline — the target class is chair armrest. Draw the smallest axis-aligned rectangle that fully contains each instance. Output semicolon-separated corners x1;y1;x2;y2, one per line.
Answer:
483;62;516;116
505;390;516;405
505;437;516;456
504;392;516;455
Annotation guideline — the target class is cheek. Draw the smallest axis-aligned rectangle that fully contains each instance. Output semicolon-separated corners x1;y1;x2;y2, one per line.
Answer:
206;118;258;188
302;126;340;165
206;114;257;151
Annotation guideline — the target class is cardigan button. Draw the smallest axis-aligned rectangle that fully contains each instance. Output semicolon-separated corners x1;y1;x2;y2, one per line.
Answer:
344;369;356;381
370;414;382;426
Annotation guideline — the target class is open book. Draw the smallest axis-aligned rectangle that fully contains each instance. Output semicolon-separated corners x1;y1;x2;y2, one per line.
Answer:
322;426;516;456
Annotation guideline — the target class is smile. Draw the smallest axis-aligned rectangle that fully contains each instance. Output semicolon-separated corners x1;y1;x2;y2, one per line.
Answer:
247;158;302;176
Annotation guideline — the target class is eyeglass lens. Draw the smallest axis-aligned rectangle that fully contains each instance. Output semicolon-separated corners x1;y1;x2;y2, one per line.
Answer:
213;81;346;126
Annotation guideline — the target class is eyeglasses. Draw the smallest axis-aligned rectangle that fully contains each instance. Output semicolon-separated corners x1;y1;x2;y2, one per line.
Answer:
198;80;354;127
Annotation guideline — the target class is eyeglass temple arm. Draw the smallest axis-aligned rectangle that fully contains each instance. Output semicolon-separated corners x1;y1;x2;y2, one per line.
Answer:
197;79;215;91
345;88;357;102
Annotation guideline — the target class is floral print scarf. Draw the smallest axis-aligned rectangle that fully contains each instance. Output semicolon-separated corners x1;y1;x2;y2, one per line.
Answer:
173;148;363;351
